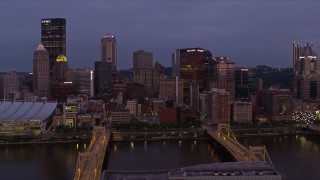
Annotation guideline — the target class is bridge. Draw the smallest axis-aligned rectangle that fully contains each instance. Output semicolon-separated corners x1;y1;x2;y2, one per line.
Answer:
74;126;110;180
207;123;273;163
300;124;320;132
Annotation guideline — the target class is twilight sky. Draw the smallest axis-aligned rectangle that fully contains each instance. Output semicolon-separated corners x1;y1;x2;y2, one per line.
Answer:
0;0;319;72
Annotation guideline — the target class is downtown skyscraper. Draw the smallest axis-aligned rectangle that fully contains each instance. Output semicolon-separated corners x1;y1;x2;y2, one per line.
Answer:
172;48;206;106
212;57;236;100
101;34;117;74
33;43;50;97
132;50;159;97
41;18;66;80
293;42;320;101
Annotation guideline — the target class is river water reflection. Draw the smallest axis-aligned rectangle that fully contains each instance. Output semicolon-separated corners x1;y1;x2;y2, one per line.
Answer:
0;135;319;180
106;139;230;171
239;135;320;180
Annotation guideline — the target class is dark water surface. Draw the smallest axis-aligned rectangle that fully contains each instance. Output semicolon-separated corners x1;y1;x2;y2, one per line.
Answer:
0;135;320;180
106;139;228;171
239;135;320;180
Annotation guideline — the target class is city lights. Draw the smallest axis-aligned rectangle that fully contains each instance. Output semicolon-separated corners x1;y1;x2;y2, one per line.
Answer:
292;112;317;124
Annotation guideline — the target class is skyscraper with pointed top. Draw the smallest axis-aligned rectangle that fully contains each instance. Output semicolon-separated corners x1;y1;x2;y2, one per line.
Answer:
293;42;320;101
33;43;50;97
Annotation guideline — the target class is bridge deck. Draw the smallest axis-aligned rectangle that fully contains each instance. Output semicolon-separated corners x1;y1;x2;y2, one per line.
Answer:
206;123;271;163
208;130;253;162
74;127;110;180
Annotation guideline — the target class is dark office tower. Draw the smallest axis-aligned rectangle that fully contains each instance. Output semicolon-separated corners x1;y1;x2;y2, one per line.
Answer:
33;43;50;97
204;50;215;90
213;57;236;100
172;48;206;105
94;61;113;96
293;42;320;101
101;34;117;74
41;18;66;80
235;68;257;101
189;80;200;110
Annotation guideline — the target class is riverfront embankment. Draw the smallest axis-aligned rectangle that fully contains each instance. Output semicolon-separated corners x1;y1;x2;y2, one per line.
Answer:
1;125;318;145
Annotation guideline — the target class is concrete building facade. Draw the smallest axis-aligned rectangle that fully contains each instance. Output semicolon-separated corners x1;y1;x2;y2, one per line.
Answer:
101;34;117;73
33;43;50;98
213;57;236;100
211;89;231;124
159;75;184;104
232;102;252;123
261;89;293;121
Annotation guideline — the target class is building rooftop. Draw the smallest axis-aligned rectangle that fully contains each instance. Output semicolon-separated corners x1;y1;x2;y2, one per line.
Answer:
103;162;282;180
36;43;46;51
0;101;57;123
56;54;67;62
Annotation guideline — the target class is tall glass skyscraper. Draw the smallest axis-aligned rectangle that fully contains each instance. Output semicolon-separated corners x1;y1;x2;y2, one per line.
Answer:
172;48;206;105
41;18;66;80
100;34;117;73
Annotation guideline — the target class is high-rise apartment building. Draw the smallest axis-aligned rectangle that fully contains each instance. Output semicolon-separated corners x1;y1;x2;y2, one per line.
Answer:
199;89;231;123
101;34;117;73
41;18;66;80
293;42;320;101
211;89;231;124
213;57;236;100
33;43;50;97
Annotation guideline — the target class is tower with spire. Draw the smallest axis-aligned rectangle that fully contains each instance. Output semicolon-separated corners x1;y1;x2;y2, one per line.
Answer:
33;43;50;98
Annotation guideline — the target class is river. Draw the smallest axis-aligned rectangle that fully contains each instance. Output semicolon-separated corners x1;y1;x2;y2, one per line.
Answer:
0;135;319;180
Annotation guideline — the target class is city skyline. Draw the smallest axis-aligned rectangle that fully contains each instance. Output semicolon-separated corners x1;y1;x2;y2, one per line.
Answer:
0;1;320;71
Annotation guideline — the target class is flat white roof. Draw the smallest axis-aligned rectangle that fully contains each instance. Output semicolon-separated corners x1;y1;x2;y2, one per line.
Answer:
0;101;57;123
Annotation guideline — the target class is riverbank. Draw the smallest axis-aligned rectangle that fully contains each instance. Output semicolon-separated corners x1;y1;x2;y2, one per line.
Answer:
236;131;320;138
1;125;318;145
0;139;86;146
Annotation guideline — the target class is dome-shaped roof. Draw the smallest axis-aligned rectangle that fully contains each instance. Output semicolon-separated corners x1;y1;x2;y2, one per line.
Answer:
36;43;46;51
56;54;67;62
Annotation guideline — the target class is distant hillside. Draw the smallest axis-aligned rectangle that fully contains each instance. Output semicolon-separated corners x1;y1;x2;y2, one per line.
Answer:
117;69;133;77
255;67;293;89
